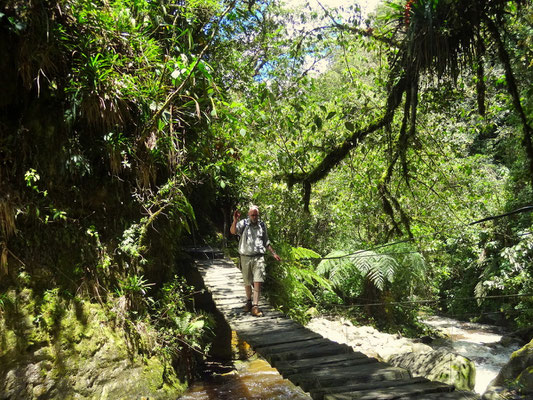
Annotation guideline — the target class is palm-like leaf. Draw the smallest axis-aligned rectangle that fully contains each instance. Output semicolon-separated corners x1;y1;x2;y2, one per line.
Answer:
317;250;398;290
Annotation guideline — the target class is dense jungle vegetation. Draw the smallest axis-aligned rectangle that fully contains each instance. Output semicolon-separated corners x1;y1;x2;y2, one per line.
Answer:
1;0;532;395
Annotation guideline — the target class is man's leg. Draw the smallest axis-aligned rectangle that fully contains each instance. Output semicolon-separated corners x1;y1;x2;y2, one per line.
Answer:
241;256;253;312
243;285;253;312
252;281;261;305
251;257;265;317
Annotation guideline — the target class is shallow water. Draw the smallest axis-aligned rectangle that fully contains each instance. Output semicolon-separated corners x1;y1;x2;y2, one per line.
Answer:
179;358;311;400
422;315;521;394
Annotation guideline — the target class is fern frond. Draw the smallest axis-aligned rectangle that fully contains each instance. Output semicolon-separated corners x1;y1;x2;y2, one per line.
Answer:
290;246;322;260
316;250;350;276
474;281;487;306
317;250;398;291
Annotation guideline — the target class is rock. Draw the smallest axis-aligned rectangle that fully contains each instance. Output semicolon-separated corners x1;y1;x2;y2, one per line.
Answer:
485;339;533;396
305;307;319;318
306;317;433;363
517;367;533;392
482;386;523;400
419;335;434;344
499;326;533;347
387;349;476;391
0;297;187;400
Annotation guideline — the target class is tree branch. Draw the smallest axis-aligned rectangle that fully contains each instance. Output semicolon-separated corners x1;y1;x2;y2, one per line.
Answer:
484;15;533;190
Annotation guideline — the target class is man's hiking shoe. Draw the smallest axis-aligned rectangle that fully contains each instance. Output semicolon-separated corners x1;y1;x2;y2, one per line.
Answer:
251;305;263;317
243;299;252;313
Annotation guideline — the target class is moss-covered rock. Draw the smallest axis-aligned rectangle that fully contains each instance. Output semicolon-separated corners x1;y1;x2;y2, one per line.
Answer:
0;292;187;400
484;339;533;398
387;348;476;391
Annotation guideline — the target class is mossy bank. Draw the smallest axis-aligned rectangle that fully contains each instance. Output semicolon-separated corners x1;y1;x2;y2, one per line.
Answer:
0;288;186;400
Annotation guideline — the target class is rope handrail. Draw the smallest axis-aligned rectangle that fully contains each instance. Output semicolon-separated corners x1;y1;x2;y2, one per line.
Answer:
327;292;533;309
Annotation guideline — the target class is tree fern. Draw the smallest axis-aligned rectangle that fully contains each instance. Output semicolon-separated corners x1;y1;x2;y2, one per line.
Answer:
317;250;398;291
387;242;428;297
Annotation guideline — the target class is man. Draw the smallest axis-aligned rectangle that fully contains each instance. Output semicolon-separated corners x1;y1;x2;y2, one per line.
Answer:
230;205;281;317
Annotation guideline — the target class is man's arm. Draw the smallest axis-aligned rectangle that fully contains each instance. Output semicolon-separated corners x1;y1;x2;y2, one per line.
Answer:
262;222;281;261
230;209;241;235
267;244;281;261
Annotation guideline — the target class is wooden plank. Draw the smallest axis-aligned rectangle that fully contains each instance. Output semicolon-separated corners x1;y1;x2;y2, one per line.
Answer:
281;356;378;378
193;256;482;400
258;339;354;364
405;390;480;399
202;276;241;282
268;344;353;364
184;246;224;258
209;291;245;300
202;272;243;280
275;352;371;372
207;289;244;299
196;261;234;268
209;298;250;307
227;310;287;323
323;381;453;400
256;337;349;355
309;377;430;400
237;328;323;349
232;317;298;331
289;363;411;392
210;298;245;307
208;289;246;301
202;276;243;283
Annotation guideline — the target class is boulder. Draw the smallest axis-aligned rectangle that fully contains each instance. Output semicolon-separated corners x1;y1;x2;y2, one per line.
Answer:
484;339;533;398
498;326;533;347
387;348;476;391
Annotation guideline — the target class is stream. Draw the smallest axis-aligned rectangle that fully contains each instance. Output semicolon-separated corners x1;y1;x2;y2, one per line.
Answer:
422;315;521;394
179;358;311;400
179;315;521;399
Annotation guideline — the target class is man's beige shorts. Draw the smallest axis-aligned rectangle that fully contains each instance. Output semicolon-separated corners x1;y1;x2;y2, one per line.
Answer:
240;255;266;285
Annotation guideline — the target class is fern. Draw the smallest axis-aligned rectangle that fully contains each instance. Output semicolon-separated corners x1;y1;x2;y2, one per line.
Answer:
290;246;321;260
317;250;398;291
287;246;333;296
387;242;427;296
268;247;334;321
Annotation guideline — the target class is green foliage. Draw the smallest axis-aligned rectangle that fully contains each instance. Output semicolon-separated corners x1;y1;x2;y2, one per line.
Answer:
2;0;533;388
212;0;533;332
474;227;533;327
267;246;333;323
34;288;65;336
0;0;256;387
0;292;15;315
151;276;213;375
116;274;155;314
317;249;397;292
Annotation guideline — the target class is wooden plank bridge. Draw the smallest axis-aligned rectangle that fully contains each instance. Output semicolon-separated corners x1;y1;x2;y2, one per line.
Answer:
189;248;480;400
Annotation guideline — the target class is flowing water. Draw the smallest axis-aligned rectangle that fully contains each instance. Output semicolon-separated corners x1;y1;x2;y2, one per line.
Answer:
422;315;521;394
179;358;311;400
